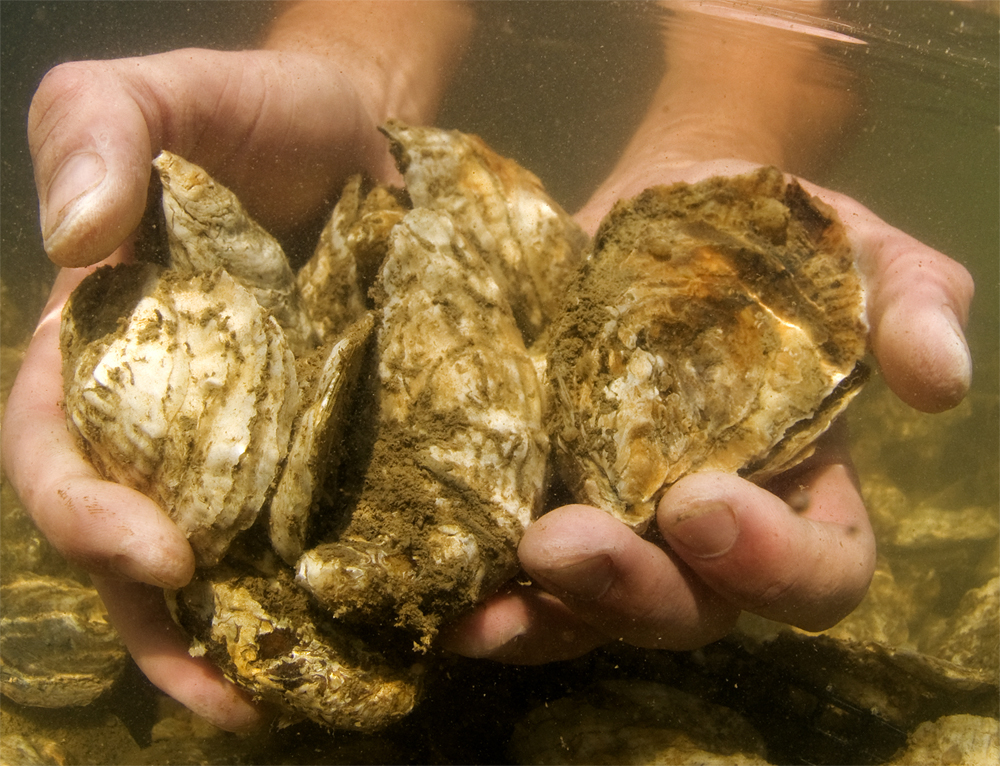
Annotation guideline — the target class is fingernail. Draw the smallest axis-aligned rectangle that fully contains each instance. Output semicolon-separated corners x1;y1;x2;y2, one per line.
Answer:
537;555;614;601
115;539;193;590
43;151;107;242
940;310;972;397
667;500;738;558
113;555;183;590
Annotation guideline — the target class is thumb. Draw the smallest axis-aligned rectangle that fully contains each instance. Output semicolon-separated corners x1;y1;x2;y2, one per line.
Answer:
658;467;875;632
30;60;152;267
29;50;386;268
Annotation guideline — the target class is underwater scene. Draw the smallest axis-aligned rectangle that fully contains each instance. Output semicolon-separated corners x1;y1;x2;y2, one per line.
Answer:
1;2;997;764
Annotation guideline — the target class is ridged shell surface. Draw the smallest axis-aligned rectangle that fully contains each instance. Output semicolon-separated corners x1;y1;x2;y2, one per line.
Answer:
0;576;127;707
61;264;298;566
380;119;588;344
177;568;422;732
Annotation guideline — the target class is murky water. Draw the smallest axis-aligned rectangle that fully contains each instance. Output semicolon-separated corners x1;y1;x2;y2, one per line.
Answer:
1;2;997;764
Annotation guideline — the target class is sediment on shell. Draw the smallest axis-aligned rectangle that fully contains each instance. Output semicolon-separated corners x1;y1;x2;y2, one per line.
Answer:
61;264;299;567
269;313;376;565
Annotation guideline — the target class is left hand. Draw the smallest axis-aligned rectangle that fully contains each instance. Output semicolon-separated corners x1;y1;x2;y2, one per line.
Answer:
440;162;973;663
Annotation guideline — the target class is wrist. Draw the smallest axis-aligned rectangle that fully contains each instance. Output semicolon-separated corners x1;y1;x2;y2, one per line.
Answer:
263;0;474;127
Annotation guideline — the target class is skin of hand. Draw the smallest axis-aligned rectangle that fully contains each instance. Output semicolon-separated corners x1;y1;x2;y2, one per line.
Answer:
2;0;974;729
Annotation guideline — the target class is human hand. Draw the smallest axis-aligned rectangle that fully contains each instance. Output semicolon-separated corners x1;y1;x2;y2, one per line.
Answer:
440;160;974;664
2;42;421;731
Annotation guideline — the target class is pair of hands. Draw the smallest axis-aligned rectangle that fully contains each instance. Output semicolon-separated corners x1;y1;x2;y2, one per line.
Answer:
1;48;973;732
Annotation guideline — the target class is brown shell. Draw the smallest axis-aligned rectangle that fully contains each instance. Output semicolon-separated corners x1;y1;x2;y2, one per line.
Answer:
546;167;868;528
176;567;422;732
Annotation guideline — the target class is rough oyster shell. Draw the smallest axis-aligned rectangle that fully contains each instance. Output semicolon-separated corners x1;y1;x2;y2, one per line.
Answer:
547;167;868;528
155;152;317;352
298;207;549;645
176;567;421;732
0;576;127;708
379;119;588;344
296;175;408;344
61;263;299;566
268;312;374;565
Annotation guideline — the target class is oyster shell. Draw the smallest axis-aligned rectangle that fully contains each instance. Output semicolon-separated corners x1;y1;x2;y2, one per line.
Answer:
1;576;127;708
298;207;549;645
61;263;300;566
379;119;588;344
60;152;377;569
296;175;408;344
176;567;422;732
267;313;374;565
59;125;869;732
547;168;868;528
155;151;316;352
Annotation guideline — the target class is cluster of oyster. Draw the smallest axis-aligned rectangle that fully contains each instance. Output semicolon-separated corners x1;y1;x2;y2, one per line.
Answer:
59;121;867;730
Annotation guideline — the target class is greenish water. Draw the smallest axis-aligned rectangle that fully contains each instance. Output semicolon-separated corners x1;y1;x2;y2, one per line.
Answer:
1;2;997;764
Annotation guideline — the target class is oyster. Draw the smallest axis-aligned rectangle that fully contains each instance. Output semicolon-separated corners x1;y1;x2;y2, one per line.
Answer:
295;175;407;345
155;151;316;352
379;119;588;344
1;576;126;708
61;263;300;566
298;207;549;645
547;168;868;528
59;124;868;732
60;152;375;568
176;567;422;732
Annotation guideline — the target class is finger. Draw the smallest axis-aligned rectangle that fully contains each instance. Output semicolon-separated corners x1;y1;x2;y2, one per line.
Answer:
517;505;740;651
658;459;876;632
92;576;270;733
437;582;608;664
800;182;974;413
29;51;388;268
1;266;194;589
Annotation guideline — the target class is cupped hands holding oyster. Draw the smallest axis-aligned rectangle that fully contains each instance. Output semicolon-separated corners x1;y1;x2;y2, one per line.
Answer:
4;1;974;735
53;121;890;730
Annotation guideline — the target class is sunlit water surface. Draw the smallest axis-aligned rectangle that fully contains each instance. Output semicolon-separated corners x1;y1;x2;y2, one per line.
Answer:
1;2;997;764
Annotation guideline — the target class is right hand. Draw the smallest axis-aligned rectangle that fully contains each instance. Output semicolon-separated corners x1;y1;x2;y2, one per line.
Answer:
3;47;398;731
